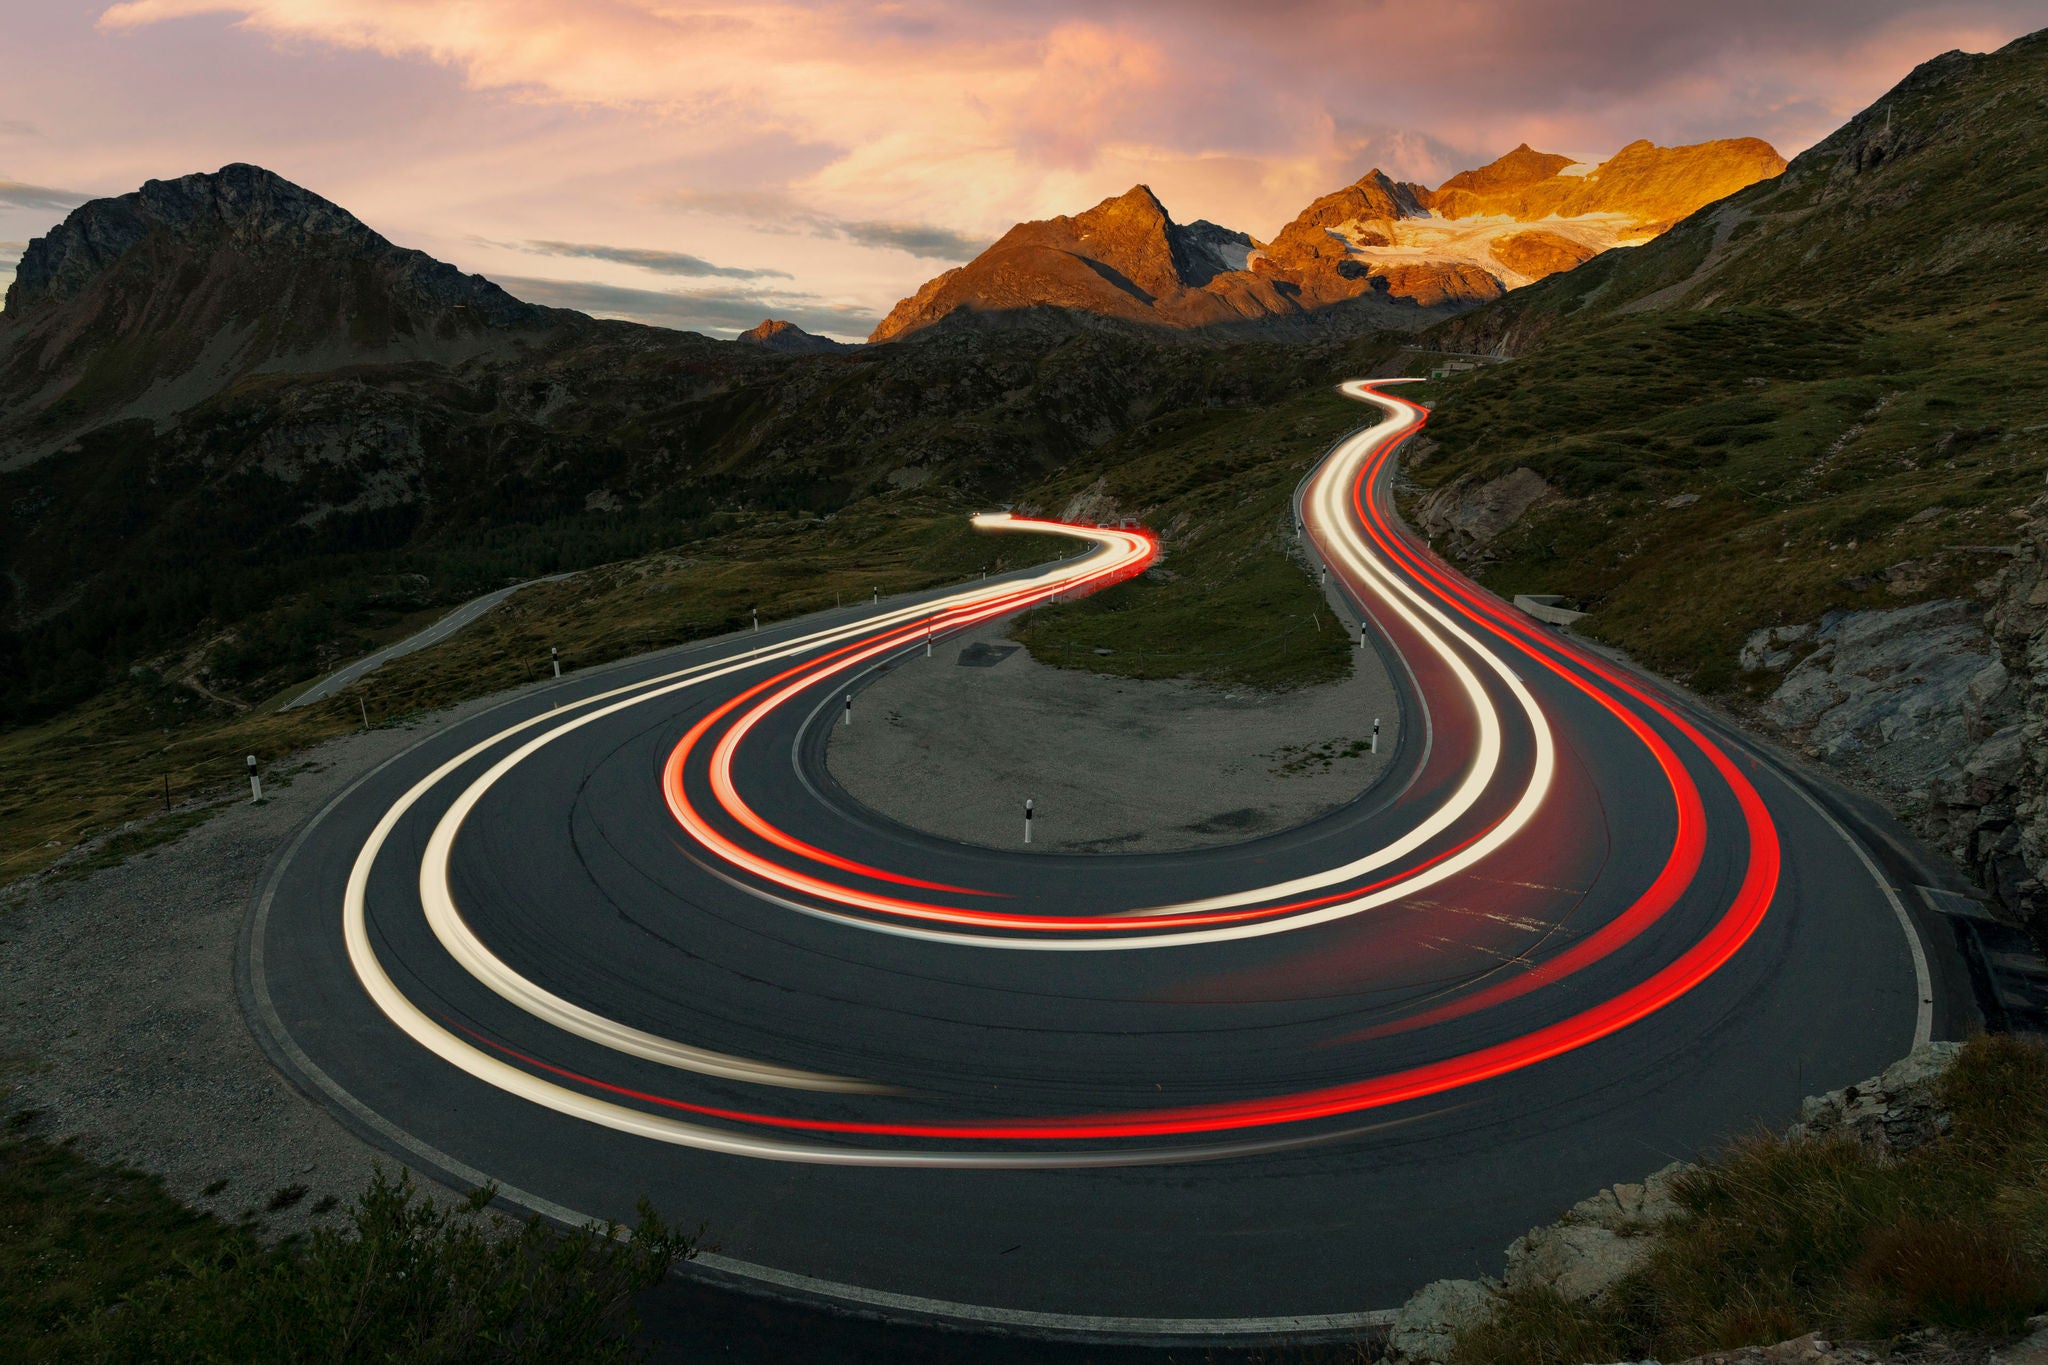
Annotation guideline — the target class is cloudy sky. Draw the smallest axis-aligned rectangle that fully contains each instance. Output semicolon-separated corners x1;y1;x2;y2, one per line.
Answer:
3;1;2044;341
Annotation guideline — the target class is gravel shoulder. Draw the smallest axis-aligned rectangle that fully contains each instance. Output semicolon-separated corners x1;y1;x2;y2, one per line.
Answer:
827;623;1401;853
0;698;543;1238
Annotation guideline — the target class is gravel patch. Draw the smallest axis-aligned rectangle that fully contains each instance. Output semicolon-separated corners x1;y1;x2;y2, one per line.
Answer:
0;701;531;1239
827;625;1401;852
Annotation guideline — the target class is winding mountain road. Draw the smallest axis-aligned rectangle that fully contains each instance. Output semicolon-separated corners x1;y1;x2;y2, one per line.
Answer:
245;381;1973;1342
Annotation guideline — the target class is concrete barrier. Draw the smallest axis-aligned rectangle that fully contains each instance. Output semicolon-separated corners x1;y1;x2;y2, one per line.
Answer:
1513;594;1587;626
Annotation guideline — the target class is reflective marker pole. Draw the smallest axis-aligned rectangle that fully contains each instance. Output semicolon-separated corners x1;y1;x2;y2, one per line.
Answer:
752;607;759;632
247;754;262;803
1024;799;1033;845
872;587;878;605
551;646;561;679
844;694;852;726
1372;717;1381;753
926;617;933;657
1358;622;1367;650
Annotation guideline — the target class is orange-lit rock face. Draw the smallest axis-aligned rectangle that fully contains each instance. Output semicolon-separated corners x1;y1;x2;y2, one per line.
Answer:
1489;229;1601;278
870;138;1786;341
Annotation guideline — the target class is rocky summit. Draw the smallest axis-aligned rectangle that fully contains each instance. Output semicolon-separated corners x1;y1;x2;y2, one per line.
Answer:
737;318;852;353
869;138;1786;342
0;163;573;467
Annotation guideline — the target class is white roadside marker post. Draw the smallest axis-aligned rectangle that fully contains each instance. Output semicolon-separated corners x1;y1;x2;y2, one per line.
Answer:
360;696;370;730
872;586;878;605
1025;799;1033;845
551;646;561;679
844;693;852;726
752;607;759;632
1372;717;1382;753
246;754;262;803
1358;622;1368;651
926;617;933;657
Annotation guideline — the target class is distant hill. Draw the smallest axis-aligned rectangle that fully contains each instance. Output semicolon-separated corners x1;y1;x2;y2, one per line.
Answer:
870;139;1785;342
738;318;854;353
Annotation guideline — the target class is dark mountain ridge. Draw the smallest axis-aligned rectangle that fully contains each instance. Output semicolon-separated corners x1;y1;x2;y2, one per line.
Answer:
0;163;579;468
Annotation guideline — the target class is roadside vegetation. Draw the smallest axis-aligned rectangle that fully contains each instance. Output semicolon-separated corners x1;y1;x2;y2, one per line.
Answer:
1407;32;2048;691
1452;1033;2048;1363
1;1113;692;1363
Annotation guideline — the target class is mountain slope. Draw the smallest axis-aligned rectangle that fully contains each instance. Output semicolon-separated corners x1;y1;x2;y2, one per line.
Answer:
0;163;575;467
872;139;1785;342
1404;27;2048;935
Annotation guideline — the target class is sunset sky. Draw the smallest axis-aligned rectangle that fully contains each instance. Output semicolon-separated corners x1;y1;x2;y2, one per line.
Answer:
3;1;2045;341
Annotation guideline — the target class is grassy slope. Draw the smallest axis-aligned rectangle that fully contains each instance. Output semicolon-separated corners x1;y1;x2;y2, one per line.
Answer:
1405;30;2048;690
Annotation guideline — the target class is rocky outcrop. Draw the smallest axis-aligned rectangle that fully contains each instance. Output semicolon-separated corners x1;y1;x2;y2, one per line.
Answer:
1490;228;1601;278
1786;1041;1963;1156
870;138;1784;342
1387;1278;1498;1363
1743;486;2048;948
1411;466;1561;560
1758;599;2010;777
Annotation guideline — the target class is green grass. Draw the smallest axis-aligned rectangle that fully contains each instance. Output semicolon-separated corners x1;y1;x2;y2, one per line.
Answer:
1451;1035;2048;1364
1009;386;1373;691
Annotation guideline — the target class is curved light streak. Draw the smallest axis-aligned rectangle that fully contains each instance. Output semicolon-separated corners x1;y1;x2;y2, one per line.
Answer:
335;381;1786;1165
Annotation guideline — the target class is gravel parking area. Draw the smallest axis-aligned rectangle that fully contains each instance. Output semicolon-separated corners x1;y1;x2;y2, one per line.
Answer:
827;625;1401;853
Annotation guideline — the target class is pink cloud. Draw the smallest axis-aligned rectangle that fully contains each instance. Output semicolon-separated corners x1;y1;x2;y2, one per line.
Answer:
1;1;2035;332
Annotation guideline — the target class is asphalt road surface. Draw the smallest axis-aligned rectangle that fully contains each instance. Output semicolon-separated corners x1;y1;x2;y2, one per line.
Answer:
245;382;1975;1346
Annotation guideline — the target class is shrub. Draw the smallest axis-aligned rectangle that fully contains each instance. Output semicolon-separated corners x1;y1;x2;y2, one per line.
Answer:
86;1165;695;1363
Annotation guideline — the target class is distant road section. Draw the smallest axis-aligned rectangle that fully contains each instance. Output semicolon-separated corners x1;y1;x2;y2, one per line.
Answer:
282;573;576;711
